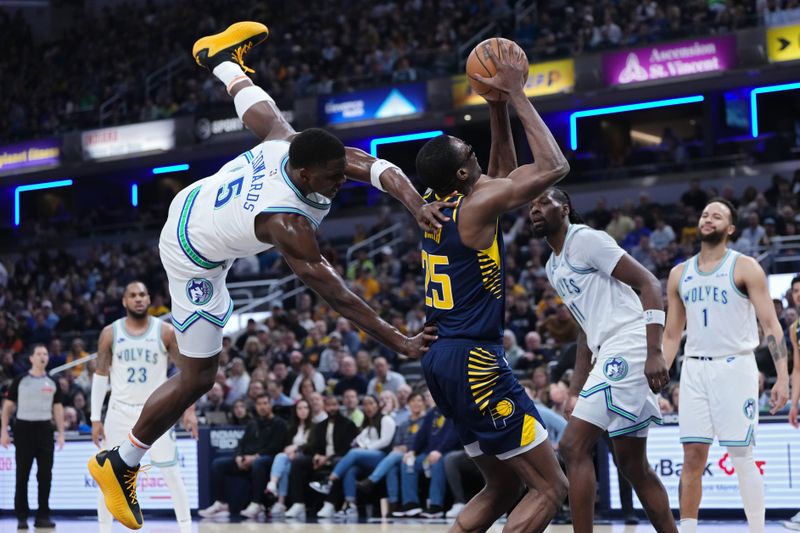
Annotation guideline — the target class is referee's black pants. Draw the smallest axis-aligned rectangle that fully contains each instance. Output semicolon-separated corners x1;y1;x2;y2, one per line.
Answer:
14;421;54;521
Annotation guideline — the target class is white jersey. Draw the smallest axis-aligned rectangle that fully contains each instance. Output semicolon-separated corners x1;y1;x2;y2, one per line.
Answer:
546;225;646;358
110;317;169;405
678;249;758;358
182;139;332;262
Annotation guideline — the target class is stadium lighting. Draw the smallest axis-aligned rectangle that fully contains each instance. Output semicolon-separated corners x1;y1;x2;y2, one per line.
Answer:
569;95;705;151
369;130;444;157
750;82;800;138
131;183;139;207
152;163;190;174
14;179;74;227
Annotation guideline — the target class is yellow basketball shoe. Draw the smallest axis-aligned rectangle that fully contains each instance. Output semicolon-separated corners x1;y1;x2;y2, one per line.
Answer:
88;447;144;530
192;21;269;74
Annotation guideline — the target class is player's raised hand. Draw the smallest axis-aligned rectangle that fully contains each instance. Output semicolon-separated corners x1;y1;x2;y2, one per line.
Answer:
91;421;106;449
414;201;457;232
644;352;670;393
468;41;527;97
402;324;438;360
769;377;789;415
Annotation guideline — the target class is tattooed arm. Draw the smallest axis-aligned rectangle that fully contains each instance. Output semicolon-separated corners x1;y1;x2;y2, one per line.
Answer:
736;256;789;414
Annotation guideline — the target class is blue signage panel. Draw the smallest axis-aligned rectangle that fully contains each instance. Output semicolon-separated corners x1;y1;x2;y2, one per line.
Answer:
321;83;427;125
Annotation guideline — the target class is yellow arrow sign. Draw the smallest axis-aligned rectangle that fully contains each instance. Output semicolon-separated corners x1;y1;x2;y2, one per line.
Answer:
767;24;800;62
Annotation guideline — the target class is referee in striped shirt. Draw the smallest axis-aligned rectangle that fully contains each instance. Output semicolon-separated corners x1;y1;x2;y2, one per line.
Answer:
1;344;65;529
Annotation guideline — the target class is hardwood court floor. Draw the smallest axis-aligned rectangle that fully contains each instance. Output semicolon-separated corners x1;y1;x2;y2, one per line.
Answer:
1;517;792;532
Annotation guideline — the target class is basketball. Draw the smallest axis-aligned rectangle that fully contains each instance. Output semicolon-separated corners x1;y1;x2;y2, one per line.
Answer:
465;37;528;102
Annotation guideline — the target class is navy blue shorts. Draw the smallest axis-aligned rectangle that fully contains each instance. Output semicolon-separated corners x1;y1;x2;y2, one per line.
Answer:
421;339;546;457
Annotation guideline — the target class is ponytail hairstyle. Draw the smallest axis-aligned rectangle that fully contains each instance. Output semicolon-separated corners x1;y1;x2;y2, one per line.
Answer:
549;188;584;224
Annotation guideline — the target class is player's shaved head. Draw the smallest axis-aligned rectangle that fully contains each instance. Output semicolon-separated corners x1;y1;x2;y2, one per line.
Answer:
124;280;148;296
289;128;345;169
416;134;480;196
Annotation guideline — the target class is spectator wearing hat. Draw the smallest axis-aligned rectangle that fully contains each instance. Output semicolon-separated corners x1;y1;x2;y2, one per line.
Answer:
367;356;407;395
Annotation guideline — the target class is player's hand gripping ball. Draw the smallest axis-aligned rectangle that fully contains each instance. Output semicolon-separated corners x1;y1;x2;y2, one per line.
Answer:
466;37;529;102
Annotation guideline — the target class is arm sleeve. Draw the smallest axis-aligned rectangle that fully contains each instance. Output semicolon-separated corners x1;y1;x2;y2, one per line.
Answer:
6;376;21;403
365;416;396;450
569;228;626;276
53;384;66;405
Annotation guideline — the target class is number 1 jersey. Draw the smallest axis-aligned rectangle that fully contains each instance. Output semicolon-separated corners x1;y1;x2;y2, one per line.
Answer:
420;193;505;343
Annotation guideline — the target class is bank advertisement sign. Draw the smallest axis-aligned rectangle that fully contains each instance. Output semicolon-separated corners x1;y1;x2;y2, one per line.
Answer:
452;58;575;108
603;35;736;86
0;438;198;510
608;423;799;509
321;83;427;125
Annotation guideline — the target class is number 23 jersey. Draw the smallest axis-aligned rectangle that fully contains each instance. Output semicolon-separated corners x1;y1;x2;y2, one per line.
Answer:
420;193;505;343
110;317;168;404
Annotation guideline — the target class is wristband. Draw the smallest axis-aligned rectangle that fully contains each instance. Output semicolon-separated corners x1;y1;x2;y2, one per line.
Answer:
90;373;109;422
369;159;399;192
643;309;666;326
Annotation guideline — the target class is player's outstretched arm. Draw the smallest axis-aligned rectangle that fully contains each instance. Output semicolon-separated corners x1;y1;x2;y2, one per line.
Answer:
343;146;455;232
259;214;437;359
738;256;789;413
90;325;113;447
662;264;688;369
468;44;568;220
486;100;517;179
789;324;800;427
610;255;670;393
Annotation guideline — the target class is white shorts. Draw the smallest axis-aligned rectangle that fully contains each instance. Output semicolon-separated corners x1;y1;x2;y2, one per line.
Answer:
159;186;234;358
572;350;662;438
104;399;179;467
679;355;758;447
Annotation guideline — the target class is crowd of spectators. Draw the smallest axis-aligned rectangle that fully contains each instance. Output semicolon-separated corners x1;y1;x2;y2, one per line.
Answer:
1;170;798;516
5;0;798;143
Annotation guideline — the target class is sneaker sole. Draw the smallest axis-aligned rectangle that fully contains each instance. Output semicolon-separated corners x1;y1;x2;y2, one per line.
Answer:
192;21;268;68
88;456;143;530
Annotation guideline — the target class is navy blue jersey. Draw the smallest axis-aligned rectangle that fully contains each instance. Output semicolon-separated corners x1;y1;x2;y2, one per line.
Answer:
420;192;505;343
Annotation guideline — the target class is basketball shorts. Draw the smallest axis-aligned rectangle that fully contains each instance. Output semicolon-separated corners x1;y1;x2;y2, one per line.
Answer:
105;398;179;467
159;186;234;358
679;355;758;447
573;349;662;438
421;339;548;460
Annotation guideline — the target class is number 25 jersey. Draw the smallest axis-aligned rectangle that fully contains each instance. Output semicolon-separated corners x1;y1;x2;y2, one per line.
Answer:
420;193;505;343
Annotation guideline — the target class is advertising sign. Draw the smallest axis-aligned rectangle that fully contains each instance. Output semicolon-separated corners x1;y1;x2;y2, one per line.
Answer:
608;423;799;509
452;58;575;108
603;36;736;86
195;108;294;142
82;119;176;160
0;139;60;175
321;83;427;125
0;437;198;510
767;24;800;63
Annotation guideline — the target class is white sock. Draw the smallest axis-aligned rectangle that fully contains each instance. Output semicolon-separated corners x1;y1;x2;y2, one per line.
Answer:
729;445;765;533
213;61;249;93
160;465;192;524
97;491;113;533
680;518;698;533
118;432;150;467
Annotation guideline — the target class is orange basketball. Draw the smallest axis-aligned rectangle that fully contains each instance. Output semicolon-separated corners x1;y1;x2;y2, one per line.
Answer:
466;37;529;102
